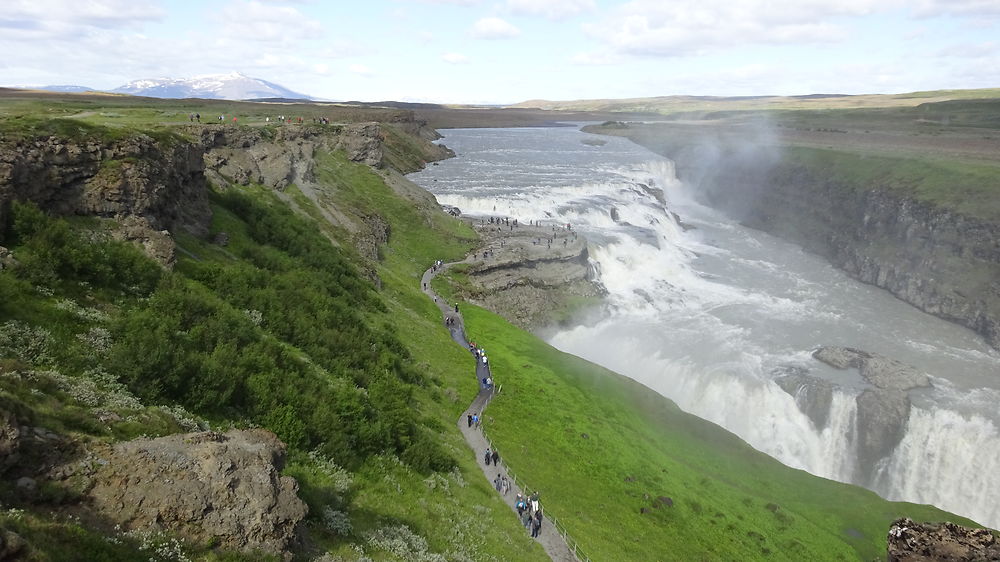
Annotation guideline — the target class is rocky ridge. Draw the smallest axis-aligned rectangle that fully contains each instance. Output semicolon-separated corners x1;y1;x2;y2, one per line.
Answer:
0;119;447;269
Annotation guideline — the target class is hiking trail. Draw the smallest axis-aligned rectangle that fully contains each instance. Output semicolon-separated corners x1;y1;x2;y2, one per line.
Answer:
421;261;580;562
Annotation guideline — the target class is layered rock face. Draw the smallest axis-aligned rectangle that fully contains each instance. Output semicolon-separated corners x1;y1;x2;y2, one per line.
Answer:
461;222;601;329
195;123;386;191
887;518;1000;561
61;429;307;557
0;131;211;266
746;170;1000;350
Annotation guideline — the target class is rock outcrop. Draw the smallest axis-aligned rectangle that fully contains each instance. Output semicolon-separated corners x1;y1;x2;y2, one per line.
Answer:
195;123;386;192
461;222;601;329
773;366;834;429
59;429;306;557
737;167;1000;350
887;517;1000;561
813;346;930;390
811;346;931;475
0;129;210;266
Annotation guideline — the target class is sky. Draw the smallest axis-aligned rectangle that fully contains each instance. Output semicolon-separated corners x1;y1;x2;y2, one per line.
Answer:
3;0;1000;104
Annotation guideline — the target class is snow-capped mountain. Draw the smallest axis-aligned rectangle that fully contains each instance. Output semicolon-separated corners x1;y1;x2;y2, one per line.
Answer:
112;72;311;100
40;85;95;93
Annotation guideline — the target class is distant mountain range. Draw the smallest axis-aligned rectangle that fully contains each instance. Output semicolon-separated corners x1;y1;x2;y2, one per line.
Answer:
112;72;311;100
39;85;96;93
30;72;312;101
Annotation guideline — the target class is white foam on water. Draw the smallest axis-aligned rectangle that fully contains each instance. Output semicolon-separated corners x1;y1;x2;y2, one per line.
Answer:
410;126;1000;527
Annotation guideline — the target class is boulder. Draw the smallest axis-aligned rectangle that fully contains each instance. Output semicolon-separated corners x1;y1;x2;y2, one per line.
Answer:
0;529;26;560
75;429;306;557
887;517;1000;561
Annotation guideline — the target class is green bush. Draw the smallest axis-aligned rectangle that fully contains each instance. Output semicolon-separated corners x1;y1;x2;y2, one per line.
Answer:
5;201;161;294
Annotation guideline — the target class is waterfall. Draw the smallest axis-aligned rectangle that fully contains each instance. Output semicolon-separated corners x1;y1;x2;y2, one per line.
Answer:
409;126;1000;528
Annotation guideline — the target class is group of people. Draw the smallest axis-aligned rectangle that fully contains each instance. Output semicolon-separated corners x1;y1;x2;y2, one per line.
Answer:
517;491;544;537
434;257;549;543
484;446;545;538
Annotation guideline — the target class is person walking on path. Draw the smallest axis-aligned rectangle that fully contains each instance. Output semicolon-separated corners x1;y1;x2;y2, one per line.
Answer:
532;509;544;538
484;448;492;466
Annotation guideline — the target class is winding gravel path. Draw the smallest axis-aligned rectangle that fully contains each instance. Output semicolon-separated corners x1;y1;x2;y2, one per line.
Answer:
421;261;578;562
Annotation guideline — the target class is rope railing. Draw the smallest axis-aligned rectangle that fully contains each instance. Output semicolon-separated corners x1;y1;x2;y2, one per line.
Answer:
478;391;593;562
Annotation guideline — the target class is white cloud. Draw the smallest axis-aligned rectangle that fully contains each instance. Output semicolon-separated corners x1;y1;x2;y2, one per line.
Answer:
584;0;887;57
912;0;1000;18
470;17;521;39
935;41;999;59
442;52;470;63
0;0;163;40
349;63;374;76
219;1;323;42
571;51;621;65
396;0;481;4
506;0;595;20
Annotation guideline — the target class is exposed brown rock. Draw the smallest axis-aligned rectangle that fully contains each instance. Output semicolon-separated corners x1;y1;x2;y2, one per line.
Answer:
64;429;306;557
887;517;1000;561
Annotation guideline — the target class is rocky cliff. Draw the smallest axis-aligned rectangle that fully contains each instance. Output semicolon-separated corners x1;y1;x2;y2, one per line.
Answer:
0;118;449;269
744;162;1000;350
592;123;1000;350
0;129;210;266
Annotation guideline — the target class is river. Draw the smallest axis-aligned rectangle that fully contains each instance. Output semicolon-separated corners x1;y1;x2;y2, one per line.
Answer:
407;125;1000;528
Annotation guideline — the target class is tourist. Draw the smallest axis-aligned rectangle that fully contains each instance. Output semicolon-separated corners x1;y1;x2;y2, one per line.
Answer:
491;450;499;465
484;448;492;465
467;413;473;427
532;509;543;538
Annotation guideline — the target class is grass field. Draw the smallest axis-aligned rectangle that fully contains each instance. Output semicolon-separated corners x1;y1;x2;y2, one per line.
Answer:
446;303;979;561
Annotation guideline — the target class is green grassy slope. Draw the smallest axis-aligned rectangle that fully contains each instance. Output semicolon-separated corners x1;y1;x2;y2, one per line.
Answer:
0;117;546;560
447;304;977;561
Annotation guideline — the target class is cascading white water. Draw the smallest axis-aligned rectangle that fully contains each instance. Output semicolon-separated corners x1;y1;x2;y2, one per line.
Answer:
408;126;1000;528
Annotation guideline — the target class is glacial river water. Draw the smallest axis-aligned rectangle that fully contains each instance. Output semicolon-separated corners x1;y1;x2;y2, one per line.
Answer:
408;125;1000;528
